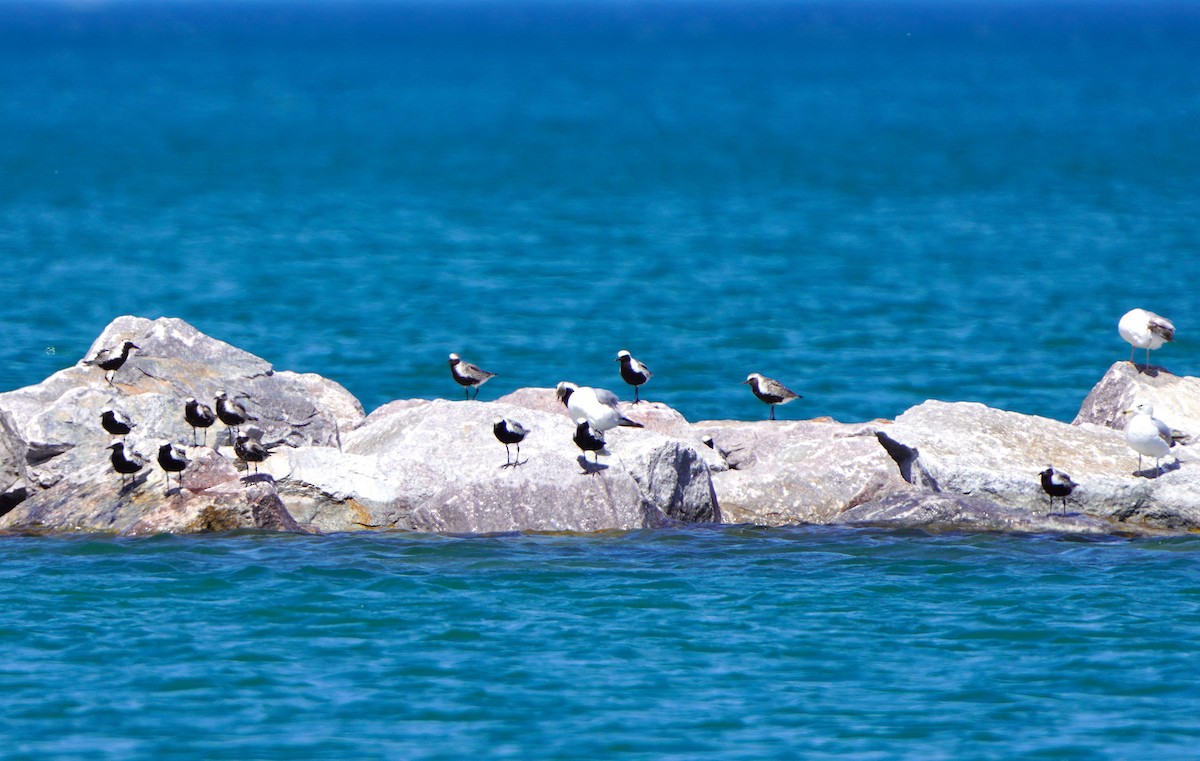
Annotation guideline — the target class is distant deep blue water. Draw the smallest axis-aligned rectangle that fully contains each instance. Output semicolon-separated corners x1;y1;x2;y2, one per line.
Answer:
3;2;1200;758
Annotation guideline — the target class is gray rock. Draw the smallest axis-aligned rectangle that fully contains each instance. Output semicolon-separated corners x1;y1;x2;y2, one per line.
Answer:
341;398;719;533
836;492;1135;535
693;418;913;525
877;400;1200;532
1074;360;1200;439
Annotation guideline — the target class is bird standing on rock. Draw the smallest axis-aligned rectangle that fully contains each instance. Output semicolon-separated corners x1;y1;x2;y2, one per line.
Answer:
100;408;134;437
184;397;217;446
1118;308;1175;369
107;440;145;487
157;442;190;495
215;391;249;445
85;340;139;385
493;418;528;467
449;353;495;400
573;418;607;469
233;434;272;475
1122;401;1174;477
556;382;643;431
1039;467;1077;510
743;373;801;421
615;350;652;403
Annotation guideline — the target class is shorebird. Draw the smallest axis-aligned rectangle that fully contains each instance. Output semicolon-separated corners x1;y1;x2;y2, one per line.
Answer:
493;418;528;467
100;408;134;437
157;442;190;495
1039;467;1077;509
106;440;145;487
1119;308;1175;368
215;391;249;445
184;397;217;446
743;373;802;421
1122;401;1173;476
233;434;272;475
449;353;495;400
556;382;643;432
573;418;607;469
85;340;139;385
615;350;652;403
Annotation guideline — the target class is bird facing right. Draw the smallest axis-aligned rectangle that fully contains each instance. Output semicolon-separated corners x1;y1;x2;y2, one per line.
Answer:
449;353;496;400
743;373;801;421
1118;308;1175;369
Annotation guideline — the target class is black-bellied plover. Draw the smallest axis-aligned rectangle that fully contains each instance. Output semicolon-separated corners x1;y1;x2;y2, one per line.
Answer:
615;350;652;403
449;353;495;400
85;340;139;385
157;442;190;495
573;418;607;470
107;440;145;487
556;382;643;431
184;397;217;446
1039;467;1077;509
1122;401;1173;476
493;418;528;467
233;434;272;475
100;408;134;437
743;373;802;421
215;391;249;446
1118;308;1175;369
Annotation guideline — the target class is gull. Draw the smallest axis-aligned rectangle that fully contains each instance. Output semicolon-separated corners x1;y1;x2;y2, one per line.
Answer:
85;340;139;385
493;418;528;468
184;397;217;446
449;353;495;400
615;350;652;403
1118;308;1175;368
743;373;802;421
100;408;134;437
1039;467;1077;510
106;440;145;487
1122;401;1173;476
573;418;608;470
556;382;643;431
157;442;190;495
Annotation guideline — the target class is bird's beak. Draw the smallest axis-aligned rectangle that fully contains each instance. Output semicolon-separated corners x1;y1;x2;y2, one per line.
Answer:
741;379;750;385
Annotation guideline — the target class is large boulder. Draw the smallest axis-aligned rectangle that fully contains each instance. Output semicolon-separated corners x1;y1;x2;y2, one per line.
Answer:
1074;361;1200;438
876;400;1200;531
692;418;913;525
337;398;719;533
835;492;1140;535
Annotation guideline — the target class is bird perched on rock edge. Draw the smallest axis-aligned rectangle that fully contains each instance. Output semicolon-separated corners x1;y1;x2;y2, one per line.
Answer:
615;350;652;403
1122;401;1174;477
85;340;139;385
743;373;802;421
1118;308;1175;369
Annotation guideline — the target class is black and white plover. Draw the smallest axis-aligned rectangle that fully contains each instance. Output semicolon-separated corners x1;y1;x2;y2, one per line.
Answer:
157;442;190;495
1039;467;1077;509
100;408;134;437
107;440;145;487
1118;308;1175;369
85;340;139;385
743;373;802;421
573;418;607;469
1122;401;1173;476
184;397;217;446
493;418;528;467
615;350;652;403
215;391;249;445
448;353;495;400
556;382;643;431
233;434;272;474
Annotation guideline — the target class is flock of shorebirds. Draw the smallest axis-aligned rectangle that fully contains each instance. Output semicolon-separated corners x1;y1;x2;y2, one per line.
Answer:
84;305;1180;495
86;341;277;493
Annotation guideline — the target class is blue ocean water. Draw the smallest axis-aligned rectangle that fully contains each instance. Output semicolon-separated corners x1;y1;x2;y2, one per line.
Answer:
3;1;1200;757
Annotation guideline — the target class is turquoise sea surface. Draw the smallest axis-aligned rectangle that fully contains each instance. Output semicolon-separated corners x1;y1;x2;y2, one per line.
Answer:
2;0;1200;757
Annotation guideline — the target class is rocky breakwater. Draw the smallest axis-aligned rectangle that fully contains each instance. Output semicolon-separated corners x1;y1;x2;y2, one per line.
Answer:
0;316;718;535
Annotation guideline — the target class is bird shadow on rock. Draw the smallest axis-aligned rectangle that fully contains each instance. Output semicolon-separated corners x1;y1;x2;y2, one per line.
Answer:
119;472;151;495
577;456;609;475
499;459;528;469
240;472;276;485
1131;363;1167;378
1133;460;1181;479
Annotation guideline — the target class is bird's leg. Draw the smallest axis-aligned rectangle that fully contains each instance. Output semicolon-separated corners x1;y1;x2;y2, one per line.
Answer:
634;387;640;403
769;405;776;421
